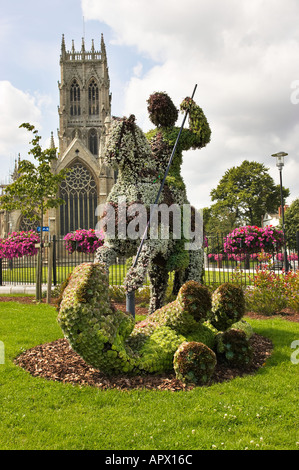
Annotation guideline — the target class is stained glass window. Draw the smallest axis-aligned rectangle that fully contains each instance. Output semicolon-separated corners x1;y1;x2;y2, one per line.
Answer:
59;163;98;235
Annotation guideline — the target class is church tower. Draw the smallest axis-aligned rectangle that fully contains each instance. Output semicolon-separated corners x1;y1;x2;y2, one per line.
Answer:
53;34;115;236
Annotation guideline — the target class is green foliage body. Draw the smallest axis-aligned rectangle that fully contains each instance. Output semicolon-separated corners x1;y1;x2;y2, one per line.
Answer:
146;95;211;206
58;262;251;384
173;341;217;385
215;329;253;366
210;283;245;331
144;93;211;293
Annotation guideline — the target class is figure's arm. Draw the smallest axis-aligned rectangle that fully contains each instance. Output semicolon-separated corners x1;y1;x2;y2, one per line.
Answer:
179;97;211;150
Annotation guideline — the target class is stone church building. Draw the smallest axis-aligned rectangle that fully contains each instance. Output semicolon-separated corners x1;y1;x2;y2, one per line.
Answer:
0;34;115;238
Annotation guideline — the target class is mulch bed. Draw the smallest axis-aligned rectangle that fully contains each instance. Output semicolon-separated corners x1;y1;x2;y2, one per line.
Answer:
9;297;279;391
14;333;273;392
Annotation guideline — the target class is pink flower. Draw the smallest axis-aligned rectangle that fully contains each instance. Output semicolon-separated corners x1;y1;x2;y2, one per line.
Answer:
63;229;104;254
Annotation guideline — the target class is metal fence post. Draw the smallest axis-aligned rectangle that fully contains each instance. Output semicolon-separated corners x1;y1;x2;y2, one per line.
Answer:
53;235;57;286
296;231;299;270
47;236;53;304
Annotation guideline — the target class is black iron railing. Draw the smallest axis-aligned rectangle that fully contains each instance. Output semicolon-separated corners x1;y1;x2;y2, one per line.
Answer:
0;234;298;287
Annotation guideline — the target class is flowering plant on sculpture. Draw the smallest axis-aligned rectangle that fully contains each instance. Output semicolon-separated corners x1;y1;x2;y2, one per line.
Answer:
64;229;104;254
0;231;40;259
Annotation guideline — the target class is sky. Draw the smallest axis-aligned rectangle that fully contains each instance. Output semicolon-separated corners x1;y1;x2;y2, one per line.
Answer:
0;0;298;212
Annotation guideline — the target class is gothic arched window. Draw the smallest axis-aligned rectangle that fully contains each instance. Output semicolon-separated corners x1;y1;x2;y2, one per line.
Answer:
70;79;81;116
19;216;39;232
88;79;99;115
59;162;98;235
88;129;98;155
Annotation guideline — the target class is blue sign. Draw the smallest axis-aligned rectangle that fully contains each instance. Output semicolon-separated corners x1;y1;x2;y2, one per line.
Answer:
37;226;49;232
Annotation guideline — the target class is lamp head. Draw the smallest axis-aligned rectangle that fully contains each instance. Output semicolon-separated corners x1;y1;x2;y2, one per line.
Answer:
271;152;288;169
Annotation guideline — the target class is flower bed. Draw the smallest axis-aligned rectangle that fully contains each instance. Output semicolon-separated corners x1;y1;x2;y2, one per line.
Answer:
245;264;299;315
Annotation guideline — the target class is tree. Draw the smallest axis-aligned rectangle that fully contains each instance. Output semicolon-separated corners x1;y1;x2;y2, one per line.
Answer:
203;205;238;235
0;123;68;300
210;160;289;227
283;198;299;249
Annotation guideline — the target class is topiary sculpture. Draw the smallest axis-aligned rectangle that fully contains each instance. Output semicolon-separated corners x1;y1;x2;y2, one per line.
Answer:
215;329;253;367
146;92;211;296
173;341;217;385
57;263;137;374
136;280;213;336
58;262;252;385
210;283;245;331
94;108;210;314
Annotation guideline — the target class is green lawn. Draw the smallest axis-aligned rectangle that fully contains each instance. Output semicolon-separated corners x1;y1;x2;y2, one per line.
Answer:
1;264;250;288
0;300;298;450
0;263;128;286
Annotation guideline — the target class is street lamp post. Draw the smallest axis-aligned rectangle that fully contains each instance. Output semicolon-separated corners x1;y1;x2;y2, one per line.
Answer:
271;152;289;273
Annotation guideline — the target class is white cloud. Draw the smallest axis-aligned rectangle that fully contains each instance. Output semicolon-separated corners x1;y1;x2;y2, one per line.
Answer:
0;81;42;178
82;0;299;209
133;62;143;78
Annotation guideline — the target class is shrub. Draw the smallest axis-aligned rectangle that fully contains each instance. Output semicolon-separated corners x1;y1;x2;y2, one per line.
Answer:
109;285;126;302
108;285;151;303
245;266;299;315
173;341;217;385
245;286;287;316
210;283;245;331
284;270;299;312
215;329;253;367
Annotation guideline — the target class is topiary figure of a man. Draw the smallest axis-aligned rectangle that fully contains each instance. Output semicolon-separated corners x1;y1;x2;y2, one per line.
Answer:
145;91;211;296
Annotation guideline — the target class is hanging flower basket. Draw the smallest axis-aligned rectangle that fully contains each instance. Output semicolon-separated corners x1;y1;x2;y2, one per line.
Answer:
63;229;104;254
224;225;284;255
0;231;40;259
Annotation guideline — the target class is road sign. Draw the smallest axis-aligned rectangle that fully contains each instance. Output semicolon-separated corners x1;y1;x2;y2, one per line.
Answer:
37;226;49;232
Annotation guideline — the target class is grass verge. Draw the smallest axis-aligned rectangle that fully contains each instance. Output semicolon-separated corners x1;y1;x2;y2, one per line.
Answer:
0;301;298;450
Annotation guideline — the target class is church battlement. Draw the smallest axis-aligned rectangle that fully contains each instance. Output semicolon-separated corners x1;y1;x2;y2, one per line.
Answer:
60;35;107;64
63;50;102;61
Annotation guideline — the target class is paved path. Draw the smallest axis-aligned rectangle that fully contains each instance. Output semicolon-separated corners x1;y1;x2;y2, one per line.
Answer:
0;285;49;295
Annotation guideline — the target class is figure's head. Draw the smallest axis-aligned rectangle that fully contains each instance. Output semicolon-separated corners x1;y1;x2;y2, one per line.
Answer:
104;115;153;169
147;92;178;127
